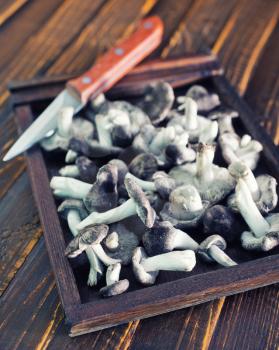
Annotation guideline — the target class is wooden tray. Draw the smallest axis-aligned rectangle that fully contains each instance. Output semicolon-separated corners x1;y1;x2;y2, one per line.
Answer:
9;55;279;337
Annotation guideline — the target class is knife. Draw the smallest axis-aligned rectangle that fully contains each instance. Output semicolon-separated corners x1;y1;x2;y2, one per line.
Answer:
3;16;163;161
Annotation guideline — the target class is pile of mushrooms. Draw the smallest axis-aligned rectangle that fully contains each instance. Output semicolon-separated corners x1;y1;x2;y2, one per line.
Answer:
42;81;279;298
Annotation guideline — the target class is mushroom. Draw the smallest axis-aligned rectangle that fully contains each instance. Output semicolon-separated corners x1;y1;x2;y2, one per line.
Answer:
50;176;92;199
137;81;174;125
58;199;103;286
76;177;156;230
132;247;196;285
169;144;235;204
198;235;237;267
104;223;139;265
185;85;220;112
99;263;129;297
40;107;94;151
209;108;239;134
164;143;196;166
83;163;118;213
108;159;128;186
168;97;218;143
105;231;119;251
143;221;199;255
125;171;176;200
65;149;78;163
59;156;98;182
160;184;209;229
65;224;121;266
227;161;277;214
203;205;240;242
236;179;279;251
69;137;122;158
129;153;158;180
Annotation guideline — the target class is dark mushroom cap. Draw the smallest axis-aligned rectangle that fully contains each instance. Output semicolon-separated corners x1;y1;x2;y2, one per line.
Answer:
111;124;133;147
262;231;279;251
58;199;88;220
84;164;118;213
99;279;129;297
142;221;176;256
132;247;159;285
198;234;226;262
129;153;158;180
256;175;278;213
138;81;174;125
65;224;109;257
75;156;98;183
108;159;129;186
165;144;194;166
203;205;239;242
69;137;122;158
125;177;156;228
152;171;176;200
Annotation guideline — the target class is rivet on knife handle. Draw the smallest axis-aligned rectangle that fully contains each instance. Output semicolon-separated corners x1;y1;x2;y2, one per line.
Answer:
67;16;164;104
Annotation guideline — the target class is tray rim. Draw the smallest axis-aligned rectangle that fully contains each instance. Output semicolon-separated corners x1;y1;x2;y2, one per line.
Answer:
11;56;279;337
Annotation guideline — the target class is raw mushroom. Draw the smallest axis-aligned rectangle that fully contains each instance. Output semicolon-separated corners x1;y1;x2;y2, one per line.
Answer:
185;85;220;112
228;161;277;214
143;221;199;255
65;224;121;266
105;231;119;251
160;184;209;229
83;163;118;213
209;108;239;134
203;205;240;242
108;159;128;186
168;97;218;143
165;143;196;166
129;153;159;180
132;247;196;285
58;199;103;286
41;107;94;151
236;179;279;251
198;235;237;267
125;171;176;200
59;156;98;182
99;263;129;297
104;223;139;265
65;150;78;163
50;176;92;199
138;81;175;125
69;137;122;158
76;176;156;230
169;144;235;204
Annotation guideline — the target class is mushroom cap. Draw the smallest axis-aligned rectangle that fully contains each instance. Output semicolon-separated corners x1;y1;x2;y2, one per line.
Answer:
186;85;220;112
65;224;109;257
132;247;159;285
108;159;129;186
138;81;174;125
124;177;156;228
84;164;118;213
142;221;177;255
58;199;88;220
75;156;98;183
70;118;94;139
69;137;122;158
99;279;129;297
129;153;158;180
198;234;227;262
165;143;196;166
203;205;239;242
111;124;133;147
132;124;157;152
209;107;239;121
152;171;176;200
104;223;139;265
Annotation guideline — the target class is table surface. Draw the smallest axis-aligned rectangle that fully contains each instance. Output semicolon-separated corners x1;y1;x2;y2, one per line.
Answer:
0;0;278;349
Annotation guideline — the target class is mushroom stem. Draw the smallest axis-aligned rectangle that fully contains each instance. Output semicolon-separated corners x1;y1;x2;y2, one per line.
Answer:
208;245;237;267
65;149;78;163
59;165;80;177
149;127;176;155
177;97;198;130
105;231;119;251
141;250;196;272
125;173;156;192
67;210;81;236
95;114;113;147
196;144;215;183
218;116;235;134
50;176;91;199
173;229;199;251
77;198;137;229
92;244;121;266
236;179;270;237
106;263;121;285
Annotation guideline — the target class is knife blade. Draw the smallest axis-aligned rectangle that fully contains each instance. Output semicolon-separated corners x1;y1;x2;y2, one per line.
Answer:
4;16;163;161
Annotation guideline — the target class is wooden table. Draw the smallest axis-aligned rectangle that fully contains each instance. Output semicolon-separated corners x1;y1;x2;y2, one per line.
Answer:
0;1;278;349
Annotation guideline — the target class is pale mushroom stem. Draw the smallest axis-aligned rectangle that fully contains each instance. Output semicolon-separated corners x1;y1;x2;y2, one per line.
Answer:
180;97;198;130
236;140;263;156
59;165;80;177
218;116;235;134
95;115;113;147
125;173;156;192
208;245;237;267
92;244;121;266
236;179;270;238
196;145;215;183
67;210;103;286
173;229;199;251
57;107;74;137
65;149;78;163
106;263;121;286
141;250;196;272
76;198;137;229
50;176;91;199
149;127;176;155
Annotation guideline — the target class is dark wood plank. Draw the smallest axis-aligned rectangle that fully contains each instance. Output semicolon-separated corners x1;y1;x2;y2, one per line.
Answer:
0;0;28;26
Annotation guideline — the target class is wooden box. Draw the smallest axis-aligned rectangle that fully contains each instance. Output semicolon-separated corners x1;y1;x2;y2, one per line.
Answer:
9;55;279;336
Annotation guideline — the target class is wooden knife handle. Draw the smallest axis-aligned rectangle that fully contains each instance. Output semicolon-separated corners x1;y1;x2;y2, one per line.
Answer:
67;16;163;104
